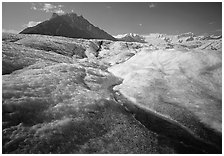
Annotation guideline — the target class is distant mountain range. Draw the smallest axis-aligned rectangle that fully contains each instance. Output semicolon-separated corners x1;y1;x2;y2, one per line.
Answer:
114;33;146;43
20;13;116;41
114;32;222;43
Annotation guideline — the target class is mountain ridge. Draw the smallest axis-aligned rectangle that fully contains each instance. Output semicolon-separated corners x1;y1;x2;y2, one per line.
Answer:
20;12;116;41
114;32;222;43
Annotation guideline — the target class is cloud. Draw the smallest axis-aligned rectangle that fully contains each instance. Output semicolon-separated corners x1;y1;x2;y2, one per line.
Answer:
31;6;37;10
209;21;215;25
2;29;19;34
149;3;156;8
31;3;65;14
54;8;65;14
42;3;57;12
215;29;222;32
25;21;42;27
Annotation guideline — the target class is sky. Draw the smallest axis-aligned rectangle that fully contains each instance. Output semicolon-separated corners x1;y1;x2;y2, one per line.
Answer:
2;2;222;36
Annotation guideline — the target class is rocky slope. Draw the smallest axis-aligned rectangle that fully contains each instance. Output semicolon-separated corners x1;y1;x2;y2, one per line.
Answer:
20;13;116;41
2;32;222;154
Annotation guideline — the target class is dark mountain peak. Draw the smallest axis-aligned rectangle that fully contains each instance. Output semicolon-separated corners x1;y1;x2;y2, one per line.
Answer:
58;13;85;21
20;12;116;41
50;13;59;19
79;14;84;18
63;13;86;21
50;12;77;19
65;12;78;18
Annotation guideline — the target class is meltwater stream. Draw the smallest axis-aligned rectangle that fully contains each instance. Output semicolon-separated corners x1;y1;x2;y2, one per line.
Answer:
108;84;222;154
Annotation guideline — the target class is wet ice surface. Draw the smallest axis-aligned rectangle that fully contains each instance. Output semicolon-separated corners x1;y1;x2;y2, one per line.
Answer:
2;33;222;153
109;49;222;151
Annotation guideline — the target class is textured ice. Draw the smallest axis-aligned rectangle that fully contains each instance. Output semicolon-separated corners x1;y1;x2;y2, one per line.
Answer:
2;33;222;153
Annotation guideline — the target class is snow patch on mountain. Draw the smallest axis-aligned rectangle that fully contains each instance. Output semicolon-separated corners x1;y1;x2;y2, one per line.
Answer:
114;33;146;43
